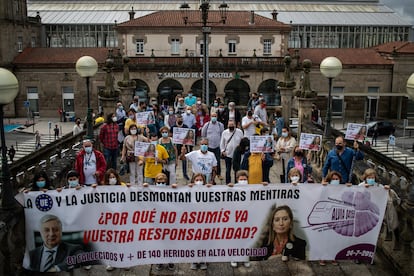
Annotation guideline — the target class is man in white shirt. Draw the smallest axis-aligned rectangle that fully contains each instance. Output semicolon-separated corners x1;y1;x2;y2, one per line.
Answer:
180;137;217;184
241;110;260;138
129;96;140;112
201;112;224;180
220;120;243;184
254;99;268;126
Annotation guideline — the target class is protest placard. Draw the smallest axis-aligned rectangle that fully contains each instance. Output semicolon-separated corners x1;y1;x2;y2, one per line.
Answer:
173;128;195;146
345;123;367;141
134;141;155;158
136;111;155;125
250;136;274;153
299;133;322;151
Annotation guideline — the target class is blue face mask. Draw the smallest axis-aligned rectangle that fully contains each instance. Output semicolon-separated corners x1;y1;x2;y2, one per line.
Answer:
330;179;340;185
281;132;288;138
200;145;208;152
211;117;217;123
151;141;158;145
162;132;169;138
36;181;46;188
366;178;376;185
84;146;93;154
68;180;79;188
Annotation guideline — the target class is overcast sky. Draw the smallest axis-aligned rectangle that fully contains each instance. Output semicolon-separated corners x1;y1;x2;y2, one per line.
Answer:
380;0;414;25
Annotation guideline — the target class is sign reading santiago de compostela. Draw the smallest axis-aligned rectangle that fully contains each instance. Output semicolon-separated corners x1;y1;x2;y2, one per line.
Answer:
161;72;234;79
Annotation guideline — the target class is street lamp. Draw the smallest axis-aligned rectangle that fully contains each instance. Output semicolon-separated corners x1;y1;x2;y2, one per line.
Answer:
320;56;343;138
76;56;98;140
0;68;19;209
180;0;228;106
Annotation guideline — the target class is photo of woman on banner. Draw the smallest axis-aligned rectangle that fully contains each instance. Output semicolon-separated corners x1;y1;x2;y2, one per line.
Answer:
27;214;86;272
308;135;321;151
182;129;195;145
144;143;156;158
256;205;306;261
355;126;367;142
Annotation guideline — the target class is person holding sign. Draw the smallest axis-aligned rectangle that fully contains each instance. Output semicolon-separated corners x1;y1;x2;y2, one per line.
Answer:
28;215;84;272
322;136;364;184
286;146;312;183
121;125;149;186
139;133;169;185
261;205;306;261
158;126;178;185
180;137;217;184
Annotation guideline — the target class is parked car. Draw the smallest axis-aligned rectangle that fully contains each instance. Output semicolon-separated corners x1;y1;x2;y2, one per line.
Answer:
367;121;395;136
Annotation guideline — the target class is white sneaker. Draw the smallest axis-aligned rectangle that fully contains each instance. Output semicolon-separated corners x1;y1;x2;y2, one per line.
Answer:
106;265;114;271
230;261;238;268
243;261;251;268
84;265;92;270
200;262;207;270
190;263;198;270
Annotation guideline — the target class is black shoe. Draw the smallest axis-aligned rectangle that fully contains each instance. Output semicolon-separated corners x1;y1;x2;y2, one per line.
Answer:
168;263;175;271
155;264;163;271
184;175;190;180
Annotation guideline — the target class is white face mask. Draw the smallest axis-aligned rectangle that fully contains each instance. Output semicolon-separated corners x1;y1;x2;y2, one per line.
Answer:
130;129;137;135
109;178;117;185
156;182;167;187
238;180;248;185
112;116;117;122
290;176;300;183
186;110;191;114
195;180;204;186
197;101;201;105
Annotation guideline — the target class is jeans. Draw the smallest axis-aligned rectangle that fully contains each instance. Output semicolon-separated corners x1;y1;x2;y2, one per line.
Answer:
224;157;233;184
209;147;221;176
104;148;118;170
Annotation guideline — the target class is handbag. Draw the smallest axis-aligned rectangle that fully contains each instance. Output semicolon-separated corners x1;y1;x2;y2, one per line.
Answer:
126;152;135;163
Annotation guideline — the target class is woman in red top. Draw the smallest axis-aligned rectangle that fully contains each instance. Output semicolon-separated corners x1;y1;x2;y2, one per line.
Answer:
195;109;210;137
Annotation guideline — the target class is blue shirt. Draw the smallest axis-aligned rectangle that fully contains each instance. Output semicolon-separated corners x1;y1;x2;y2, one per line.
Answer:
184;96;196;106
322;147;364;183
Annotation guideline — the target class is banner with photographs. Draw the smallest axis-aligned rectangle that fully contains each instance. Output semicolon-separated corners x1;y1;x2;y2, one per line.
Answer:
345;123;367;142
136;111;155;126
172;128;195;146
134;142;156;158
249;136;274;153
299;133;322;151
17;184;387;271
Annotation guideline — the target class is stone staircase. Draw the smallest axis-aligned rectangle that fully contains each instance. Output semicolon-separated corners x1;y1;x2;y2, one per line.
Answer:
12;135;58;162
371;140;414;170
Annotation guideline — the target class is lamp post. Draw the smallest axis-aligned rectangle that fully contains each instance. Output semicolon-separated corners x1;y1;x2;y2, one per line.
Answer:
0;68;19;209
76;56;98;140
180;0;228;106
320;57;343;138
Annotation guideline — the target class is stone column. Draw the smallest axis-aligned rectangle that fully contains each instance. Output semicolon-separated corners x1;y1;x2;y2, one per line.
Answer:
280;87;293;124
99;96;118;115
297;97;317;137
119;86;135;107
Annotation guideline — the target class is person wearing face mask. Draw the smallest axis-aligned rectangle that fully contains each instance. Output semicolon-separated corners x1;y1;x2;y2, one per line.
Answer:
322;171;343;185
217;102;226;125
242;110;259;138
269;108;285;140
201;112;224;180
247;92;259;111
183;107;196;130
189;173;208;187
180;137;217;184
285;146;312;183
75;139;107;186
158;126;177;185
220;120;244;184
164;107;177;128
65;170;81;189
129;96;140;112
28;170;53;192
210;99;220;115
121;125;149;186
172;114;190;180
99;113;119;170
124;109;139;135
322;136;364;184
195;108;210;137
275;127;296;182
184;91;196;107
287;168;302;185
139;133;169;185
254;99;269;126
116;101;127;123
72;117;83;136
103;168;126;187
223;102;241;128
175;97;187;115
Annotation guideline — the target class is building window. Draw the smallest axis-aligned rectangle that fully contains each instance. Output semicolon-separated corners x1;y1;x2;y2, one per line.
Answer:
263;39;272;55
136;39;144;54
228;39;236;54
171;38;180;55
199;41;204;56
17;36;23;52
62;87;75;114
332;86;344;117
27;87;39;116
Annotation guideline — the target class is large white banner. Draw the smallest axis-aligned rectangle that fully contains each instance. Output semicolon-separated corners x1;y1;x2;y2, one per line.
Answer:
17;185;387;271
